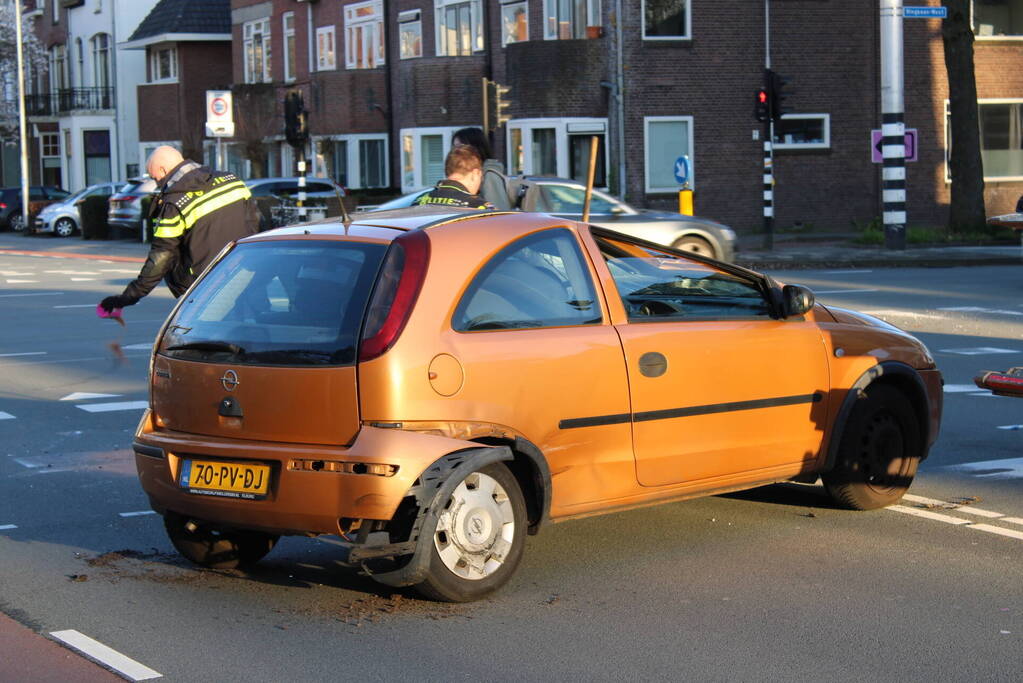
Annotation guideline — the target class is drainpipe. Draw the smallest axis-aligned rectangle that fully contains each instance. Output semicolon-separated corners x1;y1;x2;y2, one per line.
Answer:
383;0;396;191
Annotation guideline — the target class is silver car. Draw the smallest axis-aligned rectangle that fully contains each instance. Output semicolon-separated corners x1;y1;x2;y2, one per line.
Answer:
373;177;737;261
34;182;120;237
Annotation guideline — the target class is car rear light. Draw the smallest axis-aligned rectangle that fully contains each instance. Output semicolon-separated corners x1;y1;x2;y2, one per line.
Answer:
0;203;6;209
359;230;430;362
975;370;1023;397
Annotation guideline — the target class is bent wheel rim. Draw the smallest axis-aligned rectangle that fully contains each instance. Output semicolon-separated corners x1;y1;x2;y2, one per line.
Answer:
434;472;515;581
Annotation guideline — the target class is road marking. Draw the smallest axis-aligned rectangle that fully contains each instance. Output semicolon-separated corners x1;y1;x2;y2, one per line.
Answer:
100;268;141;274
0;412;15;421
939;347;1020;355
938;306;1023;316
0;271;34;275
70;277;95;282
944;384;981;393
60;392;121;401
119;510;157;518
49;630;162;681
861;309;947;320
0;352;46;358
813;288;880;295
44;270;100;275
887;505;973;525
949;506;1005;519
822;269;873;274
0;292;63;298
997;424;1023;430
121;343;153;351
53;304;96;308
970;524;1023;541
0;354;150;366
76;401;149;413
1003;517;1023;527
945;457;1023;480
5;279;38;284
13;458;40;468
0;524;17;531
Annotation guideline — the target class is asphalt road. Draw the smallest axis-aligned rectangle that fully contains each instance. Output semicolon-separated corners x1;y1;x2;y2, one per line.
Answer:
1;247;1021;681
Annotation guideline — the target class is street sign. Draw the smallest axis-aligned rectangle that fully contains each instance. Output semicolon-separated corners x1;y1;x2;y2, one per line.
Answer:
205;90;234;138
904;6;947;18
673;155;690;185
871;128;918;163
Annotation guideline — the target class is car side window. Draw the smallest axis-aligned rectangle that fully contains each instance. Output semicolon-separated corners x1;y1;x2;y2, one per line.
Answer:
540;185;614;215
453;228;602;331
596;236;770;321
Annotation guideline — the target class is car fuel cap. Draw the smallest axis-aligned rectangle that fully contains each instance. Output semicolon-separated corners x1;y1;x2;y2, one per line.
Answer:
428;354;464;397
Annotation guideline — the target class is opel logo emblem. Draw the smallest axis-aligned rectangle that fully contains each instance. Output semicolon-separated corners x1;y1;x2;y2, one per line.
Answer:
471;517;484;534
220;369;240;392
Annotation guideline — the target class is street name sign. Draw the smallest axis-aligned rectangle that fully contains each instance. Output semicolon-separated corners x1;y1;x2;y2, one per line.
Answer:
904;6;947;18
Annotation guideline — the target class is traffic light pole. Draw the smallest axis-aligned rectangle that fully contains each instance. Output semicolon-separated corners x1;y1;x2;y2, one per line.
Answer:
880;0;907;250
762;0;774;250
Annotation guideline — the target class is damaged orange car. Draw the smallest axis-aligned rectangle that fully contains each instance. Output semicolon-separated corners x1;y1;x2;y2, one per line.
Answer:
133;207;942;602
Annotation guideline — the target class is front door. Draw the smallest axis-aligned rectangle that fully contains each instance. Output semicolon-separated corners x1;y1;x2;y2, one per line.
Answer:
594;235;830;488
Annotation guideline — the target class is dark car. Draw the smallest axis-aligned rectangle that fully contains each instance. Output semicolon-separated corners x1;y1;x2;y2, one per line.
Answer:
0;186;71;231
245;177;346;229
108;178;157;232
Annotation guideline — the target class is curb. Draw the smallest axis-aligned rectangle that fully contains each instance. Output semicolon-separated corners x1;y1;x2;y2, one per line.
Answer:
0;249;145;263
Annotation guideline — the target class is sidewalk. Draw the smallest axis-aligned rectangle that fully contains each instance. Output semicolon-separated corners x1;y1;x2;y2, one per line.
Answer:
1;229;1021;270
0;614;121;682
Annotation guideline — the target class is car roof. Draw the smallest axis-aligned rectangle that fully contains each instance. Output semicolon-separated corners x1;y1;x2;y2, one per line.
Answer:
245;177;338;185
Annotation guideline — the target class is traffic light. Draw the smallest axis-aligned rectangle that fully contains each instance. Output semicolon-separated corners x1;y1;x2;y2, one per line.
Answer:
768;70;790;123
494;83;512;127
284;90;308;148
754;88;769;122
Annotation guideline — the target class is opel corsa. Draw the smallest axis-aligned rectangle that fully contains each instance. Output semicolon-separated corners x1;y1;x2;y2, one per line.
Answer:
133;207;943;602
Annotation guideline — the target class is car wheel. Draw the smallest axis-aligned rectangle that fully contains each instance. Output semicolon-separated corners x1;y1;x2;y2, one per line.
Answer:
414;463;527;602
54;217;76;238
672;235;715;259
163;513;279;570
8;213;25;232
823;384;921;510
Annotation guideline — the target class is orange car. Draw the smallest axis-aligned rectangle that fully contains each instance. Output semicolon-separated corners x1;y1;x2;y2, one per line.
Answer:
133;207;942;601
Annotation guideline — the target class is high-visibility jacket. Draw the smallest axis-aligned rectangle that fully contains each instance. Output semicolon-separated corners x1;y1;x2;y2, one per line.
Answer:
413;179;494;210
122;161;258;300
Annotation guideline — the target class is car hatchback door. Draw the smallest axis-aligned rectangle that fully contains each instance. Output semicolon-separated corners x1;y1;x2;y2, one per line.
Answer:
594;235;830;488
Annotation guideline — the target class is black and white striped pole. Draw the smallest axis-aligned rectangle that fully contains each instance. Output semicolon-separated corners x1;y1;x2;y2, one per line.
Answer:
880;0;907;250
763;1;774;250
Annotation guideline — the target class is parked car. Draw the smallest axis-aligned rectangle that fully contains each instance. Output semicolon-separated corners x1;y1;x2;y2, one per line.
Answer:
34;182;120;237
108;178;157;232
245;177;347;229
373;176;737;261
133;205;942;602
244;176;345;200
0;186;71;231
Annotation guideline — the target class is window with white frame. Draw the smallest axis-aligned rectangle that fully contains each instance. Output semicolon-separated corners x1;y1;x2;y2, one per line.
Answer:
543;0;600;40
501;0;528;45
91;33;111;89
315;135;388;188
345;1;385;69
973;0;1023;38
400;127;461;191
772;114;829;150
399;10;422;59
41;133;60;157
316;26;337;70
947;99;1023;180
435;0;483;56
644;116;693;193
75;38;83;87
282;12;296;81
243;18;271;83
150;46;178;82
50;44;68;92
506;119;608;183
643;0;689;40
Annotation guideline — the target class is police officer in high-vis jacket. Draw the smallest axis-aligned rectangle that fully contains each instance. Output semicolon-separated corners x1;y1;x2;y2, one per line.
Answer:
413;145;495;210
99;146;259;311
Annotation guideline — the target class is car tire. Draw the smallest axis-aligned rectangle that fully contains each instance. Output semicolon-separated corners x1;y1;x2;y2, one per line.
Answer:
823;384;921;510
672;235;715;259
163;513;279;570
8;213;25;232
54;217;76;238
413;463;527;602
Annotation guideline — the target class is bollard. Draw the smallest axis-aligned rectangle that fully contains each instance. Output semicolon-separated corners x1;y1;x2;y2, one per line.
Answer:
679;188;694;216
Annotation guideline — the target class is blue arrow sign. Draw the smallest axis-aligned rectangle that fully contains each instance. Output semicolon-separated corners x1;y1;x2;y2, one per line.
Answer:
904;6;947;18
674;155;690;185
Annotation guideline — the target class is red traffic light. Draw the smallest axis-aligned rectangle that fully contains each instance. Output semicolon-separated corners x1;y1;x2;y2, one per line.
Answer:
758;90;768;103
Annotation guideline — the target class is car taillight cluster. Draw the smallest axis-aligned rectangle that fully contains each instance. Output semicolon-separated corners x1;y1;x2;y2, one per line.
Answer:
359;230;431;362
0;203;7;209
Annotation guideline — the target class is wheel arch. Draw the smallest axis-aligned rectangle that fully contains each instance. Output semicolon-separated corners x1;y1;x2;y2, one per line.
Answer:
470;435;552;536
671;228;720;257
822;361;932;472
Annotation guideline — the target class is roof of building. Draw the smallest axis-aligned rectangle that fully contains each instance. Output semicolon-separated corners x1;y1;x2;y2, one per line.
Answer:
125;0;231;47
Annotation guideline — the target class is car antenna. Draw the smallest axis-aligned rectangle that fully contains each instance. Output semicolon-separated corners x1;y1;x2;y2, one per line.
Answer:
333;184;352;231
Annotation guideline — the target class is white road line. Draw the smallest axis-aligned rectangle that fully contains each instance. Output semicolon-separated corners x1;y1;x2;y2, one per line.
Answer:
1003;517;1023;527
943;384;981;393
822;269;874;274
0;271;34;276
861;309;948;320
887;505;973;525
0;412;15;421
119;510;156;518
0;292;63;298
0;352;47;358
0;524;17;531
53;304;96;308
99;268;141;273
44;270;99;275
60;392;121;401
76;401;149;413
121;343;153;351
13;458;40;468
902;494;947;506
950;506;1005;519
970;524;1023;541
5;279;38;284
813;288;880;295
70;278;95;281
939;347;1020;355
939;306;1023;316
997;424;1023;430
49;630;162;681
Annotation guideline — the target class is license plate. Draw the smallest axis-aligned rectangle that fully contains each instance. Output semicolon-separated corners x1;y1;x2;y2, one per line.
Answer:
179;459;270;500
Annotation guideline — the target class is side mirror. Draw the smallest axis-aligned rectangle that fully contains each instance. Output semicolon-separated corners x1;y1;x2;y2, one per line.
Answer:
782;284;815;318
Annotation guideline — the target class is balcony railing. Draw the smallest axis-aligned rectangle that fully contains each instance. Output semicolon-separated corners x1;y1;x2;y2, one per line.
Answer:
24;87;115;116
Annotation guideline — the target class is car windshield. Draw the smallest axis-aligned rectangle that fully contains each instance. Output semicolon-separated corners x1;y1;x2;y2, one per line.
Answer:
539;185;620;214
161;241;387;366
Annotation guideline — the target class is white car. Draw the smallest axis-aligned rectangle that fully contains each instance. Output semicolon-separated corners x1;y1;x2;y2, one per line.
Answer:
34;183;120;237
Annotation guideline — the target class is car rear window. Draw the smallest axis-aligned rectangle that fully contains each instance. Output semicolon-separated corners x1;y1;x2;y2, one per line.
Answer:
160;241;387;366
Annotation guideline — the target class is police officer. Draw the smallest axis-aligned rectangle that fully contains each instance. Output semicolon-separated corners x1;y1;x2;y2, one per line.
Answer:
413;145;495;210
99;146;259;311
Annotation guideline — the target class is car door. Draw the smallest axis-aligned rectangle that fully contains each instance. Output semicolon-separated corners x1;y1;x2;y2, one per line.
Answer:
593;234;830;488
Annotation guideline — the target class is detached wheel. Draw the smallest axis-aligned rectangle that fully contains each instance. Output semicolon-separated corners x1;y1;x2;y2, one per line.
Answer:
672;235;715;259
414;463;526;602
8;214;24;232
163;513;278;569
823;384;921;510
54;217;76;237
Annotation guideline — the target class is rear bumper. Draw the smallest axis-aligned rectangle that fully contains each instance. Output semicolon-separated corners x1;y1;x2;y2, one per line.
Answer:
133;411;480;536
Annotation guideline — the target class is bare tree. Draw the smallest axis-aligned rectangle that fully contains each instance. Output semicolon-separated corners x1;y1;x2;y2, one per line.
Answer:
0;3;47;138
231;83;278;178
941;0;986;232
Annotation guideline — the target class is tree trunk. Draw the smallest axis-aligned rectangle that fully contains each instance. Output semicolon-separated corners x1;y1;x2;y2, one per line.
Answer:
941;0;987;232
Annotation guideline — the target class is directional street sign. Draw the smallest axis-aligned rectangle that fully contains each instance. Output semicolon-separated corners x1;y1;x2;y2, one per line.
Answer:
904;6;947;18
673;155;690;185
871;128;918;163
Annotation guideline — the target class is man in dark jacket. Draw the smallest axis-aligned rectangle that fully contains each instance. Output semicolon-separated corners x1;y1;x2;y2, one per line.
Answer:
99;146;258;311
413;145;495;210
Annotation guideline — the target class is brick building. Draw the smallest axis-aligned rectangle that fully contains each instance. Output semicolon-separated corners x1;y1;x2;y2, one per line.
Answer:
216;0;1023;233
